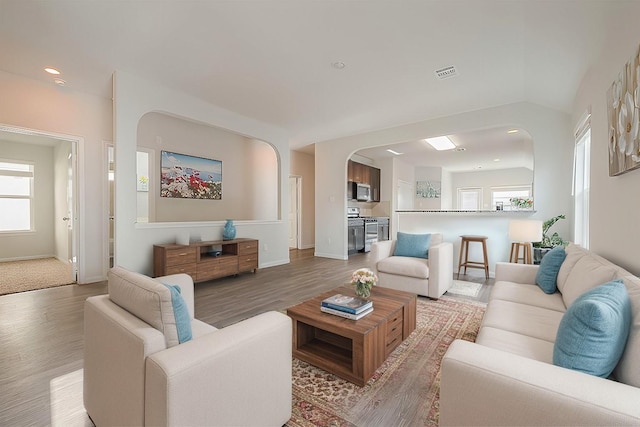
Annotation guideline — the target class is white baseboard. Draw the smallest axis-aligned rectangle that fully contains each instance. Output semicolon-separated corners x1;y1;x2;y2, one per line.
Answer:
314;252;348;260
298;243;315;250
258;258;290;269
0;254;56;263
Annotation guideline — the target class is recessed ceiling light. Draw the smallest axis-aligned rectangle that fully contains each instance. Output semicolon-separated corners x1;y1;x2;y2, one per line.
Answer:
425;136;456;151
454;147;466;152
54;79;66;86
331;61;346;70
44;67;60;75
507;129;519;134
386;149;403;155
493;158;501;162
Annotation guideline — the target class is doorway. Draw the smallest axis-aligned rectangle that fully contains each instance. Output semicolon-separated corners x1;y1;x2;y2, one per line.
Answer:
0;124;80;284
288;176;301;249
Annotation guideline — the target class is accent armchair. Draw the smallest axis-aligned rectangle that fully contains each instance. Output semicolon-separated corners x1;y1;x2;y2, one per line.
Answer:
370;233;453;298
83;266;292;427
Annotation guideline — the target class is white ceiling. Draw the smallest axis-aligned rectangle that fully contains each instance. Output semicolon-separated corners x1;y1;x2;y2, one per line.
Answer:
0;1;619;150
356;126;533;172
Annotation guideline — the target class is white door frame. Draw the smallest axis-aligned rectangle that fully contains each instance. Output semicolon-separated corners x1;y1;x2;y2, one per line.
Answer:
289;175;302;249
0;123;84;283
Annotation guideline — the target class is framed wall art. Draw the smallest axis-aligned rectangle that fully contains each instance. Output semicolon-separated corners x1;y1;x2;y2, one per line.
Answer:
607;43;640;176
416;180;441;198
160;150;222;199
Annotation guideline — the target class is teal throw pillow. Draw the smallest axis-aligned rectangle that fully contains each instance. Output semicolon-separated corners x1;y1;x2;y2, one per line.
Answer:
553;280;631;378
535;246;566;294
163;284;192;344
393;232;431;259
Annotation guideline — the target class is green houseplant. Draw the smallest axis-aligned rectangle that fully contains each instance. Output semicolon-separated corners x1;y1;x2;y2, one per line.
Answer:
533;214;566;263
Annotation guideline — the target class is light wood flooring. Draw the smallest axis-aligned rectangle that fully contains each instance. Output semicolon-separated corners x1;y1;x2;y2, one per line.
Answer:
0;249;492;426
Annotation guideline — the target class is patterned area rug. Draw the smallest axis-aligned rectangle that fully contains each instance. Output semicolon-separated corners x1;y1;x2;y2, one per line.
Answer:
286;296;486;427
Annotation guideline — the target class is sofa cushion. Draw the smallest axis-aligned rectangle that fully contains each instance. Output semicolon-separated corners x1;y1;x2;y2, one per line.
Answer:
553;280;631;378
476;326;555;364
162;284;192;344
480;299;564;343
535;246;566;294
614;275;640;387
393;232;431;258
556;243;589;293
490;281;566;312
108;266;182;348
377;256;429;279
561;256;618;308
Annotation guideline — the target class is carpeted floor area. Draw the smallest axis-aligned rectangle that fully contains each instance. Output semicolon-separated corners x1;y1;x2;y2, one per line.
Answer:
0;258;74;295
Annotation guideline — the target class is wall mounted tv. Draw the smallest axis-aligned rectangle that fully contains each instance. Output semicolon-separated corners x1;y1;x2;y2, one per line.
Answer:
160;150;222;200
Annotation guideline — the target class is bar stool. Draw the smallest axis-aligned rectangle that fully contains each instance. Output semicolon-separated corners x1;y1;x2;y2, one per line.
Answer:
457;235;489;279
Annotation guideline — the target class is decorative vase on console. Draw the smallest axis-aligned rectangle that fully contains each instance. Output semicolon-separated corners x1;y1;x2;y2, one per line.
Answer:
222;219;236;240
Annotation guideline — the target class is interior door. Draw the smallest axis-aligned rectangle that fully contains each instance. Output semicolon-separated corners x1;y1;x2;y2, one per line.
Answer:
288;176;299;249
67;143;77;280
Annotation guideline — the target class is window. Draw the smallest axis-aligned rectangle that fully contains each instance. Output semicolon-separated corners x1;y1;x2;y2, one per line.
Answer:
0;160;34;232
457;187;482;210
573;111;591;248
491;186;533;211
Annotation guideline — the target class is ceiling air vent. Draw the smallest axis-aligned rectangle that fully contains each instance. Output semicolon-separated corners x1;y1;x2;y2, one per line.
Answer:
434;65;458;80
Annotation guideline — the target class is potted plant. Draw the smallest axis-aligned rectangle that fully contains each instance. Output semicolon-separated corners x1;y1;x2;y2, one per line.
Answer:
533;214;567;264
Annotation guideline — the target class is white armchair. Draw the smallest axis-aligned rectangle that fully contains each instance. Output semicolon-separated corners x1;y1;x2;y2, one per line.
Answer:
370;233;453;298
83;266;292;427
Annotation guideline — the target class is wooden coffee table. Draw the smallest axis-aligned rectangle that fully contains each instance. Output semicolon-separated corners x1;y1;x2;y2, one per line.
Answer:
287;286;417;386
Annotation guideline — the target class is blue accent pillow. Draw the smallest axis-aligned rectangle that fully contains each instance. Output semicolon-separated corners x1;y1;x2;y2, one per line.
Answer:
553;280;631;378
535;246;566;294
393;232;431;259
163;284;192;344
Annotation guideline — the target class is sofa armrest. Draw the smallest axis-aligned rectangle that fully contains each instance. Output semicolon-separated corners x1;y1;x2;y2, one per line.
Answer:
428;242;453;298
370;240;394;273
440;340;640;426
145;311;292;427
156;273;195;319
494;261;539;285
84;295;167;427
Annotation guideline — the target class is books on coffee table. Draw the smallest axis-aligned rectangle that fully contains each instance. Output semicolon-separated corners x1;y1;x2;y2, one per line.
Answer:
321;294;373;314
320;305;374;320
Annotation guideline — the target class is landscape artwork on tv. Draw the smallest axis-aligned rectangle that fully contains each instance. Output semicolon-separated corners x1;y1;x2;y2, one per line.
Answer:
161;151;222;199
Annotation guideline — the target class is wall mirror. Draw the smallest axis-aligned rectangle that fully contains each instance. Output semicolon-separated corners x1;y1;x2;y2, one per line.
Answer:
355;126;534;211
136;112;280;223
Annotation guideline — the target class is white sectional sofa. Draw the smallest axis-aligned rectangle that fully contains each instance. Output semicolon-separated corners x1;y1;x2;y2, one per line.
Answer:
370;233;453;299
440;244;640;425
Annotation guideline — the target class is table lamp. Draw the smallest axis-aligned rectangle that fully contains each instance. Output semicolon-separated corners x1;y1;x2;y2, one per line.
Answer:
509;220;542;264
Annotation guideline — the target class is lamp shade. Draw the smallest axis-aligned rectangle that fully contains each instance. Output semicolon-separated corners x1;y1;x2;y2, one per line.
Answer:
509;220;543;242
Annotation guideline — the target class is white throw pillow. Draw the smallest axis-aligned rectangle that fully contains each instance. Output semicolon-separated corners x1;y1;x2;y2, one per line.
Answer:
561;256;617;308
614;275;640;387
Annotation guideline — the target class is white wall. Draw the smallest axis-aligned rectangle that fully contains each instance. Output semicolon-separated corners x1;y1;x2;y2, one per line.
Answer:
315;102;573;260
136;112;278;222
573;5;640;275
113;71;291;276
0;71;112;282
0;140;54;260
451;167;534;210
290;150;315;249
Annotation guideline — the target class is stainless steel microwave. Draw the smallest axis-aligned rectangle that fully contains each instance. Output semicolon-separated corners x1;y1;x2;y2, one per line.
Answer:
353;182;371;202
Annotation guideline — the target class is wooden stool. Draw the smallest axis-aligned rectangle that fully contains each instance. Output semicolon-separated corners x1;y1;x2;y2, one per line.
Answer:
509;242;533;264
457;235;489;279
